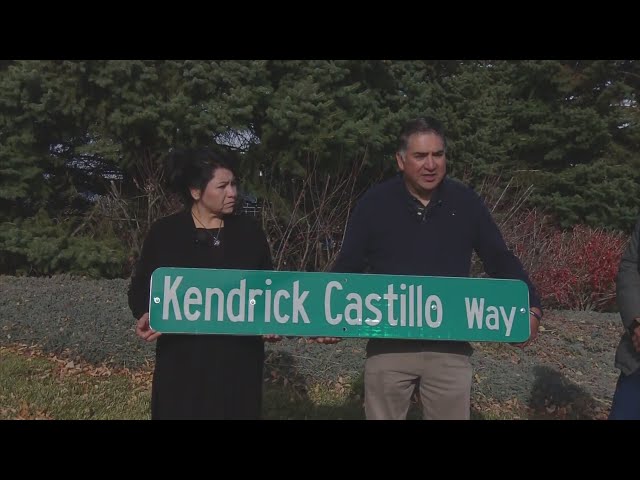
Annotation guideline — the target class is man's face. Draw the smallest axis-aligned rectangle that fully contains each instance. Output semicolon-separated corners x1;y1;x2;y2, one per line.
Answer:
396;132;446;204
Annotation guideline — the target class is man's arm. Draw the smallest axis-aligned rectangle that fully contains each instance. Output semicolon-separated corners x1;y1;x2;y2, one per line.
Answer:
472;200;542;311
617;216;640;331
472;200;542;344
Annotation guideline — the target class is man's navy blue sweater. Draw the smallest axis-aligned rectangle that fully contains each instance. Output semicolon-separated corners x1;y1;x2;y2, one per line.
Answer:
332;174;541;310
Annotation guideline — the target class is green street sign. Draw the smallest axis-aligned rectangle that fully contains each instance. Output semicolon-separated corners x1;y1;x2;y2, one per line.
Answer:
149;267;531;342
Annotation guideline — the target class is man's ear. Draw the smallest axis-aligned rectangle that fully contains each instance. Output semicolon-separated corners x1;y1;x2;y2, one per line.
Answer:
395;152;405;172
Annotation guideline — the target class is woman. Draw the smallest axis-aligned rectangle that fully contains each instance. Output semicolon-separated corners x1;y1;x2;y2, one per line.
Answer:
128;147;280;420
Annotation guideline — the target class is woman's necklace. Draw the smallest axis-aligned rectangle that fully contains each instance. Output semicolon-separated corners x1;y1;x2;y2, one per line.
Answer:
191;210;223;247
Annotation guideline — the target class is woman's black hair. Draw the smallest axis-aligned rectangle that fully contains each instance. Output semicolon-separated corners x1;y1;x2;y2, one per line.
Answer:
166;147;239;206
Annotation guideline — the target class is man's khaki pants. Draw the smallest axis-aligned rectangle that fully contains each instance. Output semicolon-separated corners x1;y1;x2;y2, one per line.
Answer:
364;351;472;420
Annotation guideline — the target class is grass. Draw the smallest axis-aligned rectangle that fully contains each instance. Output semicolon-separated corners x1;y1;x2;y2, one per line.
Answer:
0;345;371;420
0;346;151;420
0;345;536;420
264;383;365;420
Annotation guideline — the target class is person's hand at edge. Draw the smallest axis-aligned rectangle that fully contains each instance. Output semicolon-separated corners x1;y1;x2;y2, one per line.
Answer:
136;312;162;342
515;307;541;349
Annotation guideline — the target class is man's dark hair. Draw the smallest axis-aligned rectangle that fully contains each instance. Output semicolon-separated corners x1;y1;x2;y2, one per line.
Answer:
397;116;447;154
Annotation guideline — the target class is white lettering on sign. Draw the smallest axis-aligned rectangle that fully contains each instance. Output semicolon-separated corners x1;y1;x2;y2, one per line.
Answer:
205;288;224;321
156;274;521;340
364;294;382;326
383;284;398;326
345;293;363;325
424;295;442;328
264;279;272;323
163;276;183;320
162;275;312;325
184;287;202;321
227;279;246;322
323;281;443;330
325;281;342;325
292;281;310;324
273;289;290;324
247;288;263;322
465;297;515;336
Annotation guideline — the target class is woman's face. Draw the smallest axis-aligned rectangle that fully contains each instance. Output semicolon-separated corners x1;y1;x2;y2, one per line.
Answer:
191;167;238;217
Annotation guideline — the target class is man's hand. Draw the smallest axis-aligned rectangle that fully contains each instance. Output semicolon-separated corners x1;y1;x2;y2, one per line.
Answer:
135;312;162;342
515;308;541;349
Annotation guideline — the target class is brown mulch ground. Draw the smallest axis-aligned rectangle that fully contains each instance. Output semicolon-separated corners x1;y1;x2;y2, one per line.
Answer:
469;309;623;419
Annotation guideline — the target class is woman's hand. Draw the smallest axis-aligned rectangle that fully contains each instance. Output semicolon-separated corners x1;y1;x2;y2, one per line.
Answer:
136;312;162;342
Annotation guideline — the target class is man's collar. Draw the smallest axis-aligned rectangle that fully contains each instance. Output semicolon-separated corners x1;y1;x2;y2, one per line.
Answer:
399;174;448;211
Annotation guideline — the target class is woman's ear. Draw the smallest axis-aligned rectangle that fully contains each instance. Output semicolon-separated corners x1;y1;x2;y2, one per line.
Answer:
190;187;201;202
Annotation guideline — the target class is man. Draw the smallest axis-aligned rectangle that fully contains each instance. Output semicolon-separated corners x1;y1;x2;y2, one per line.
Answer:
609;215;640;420
330;116;542;420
